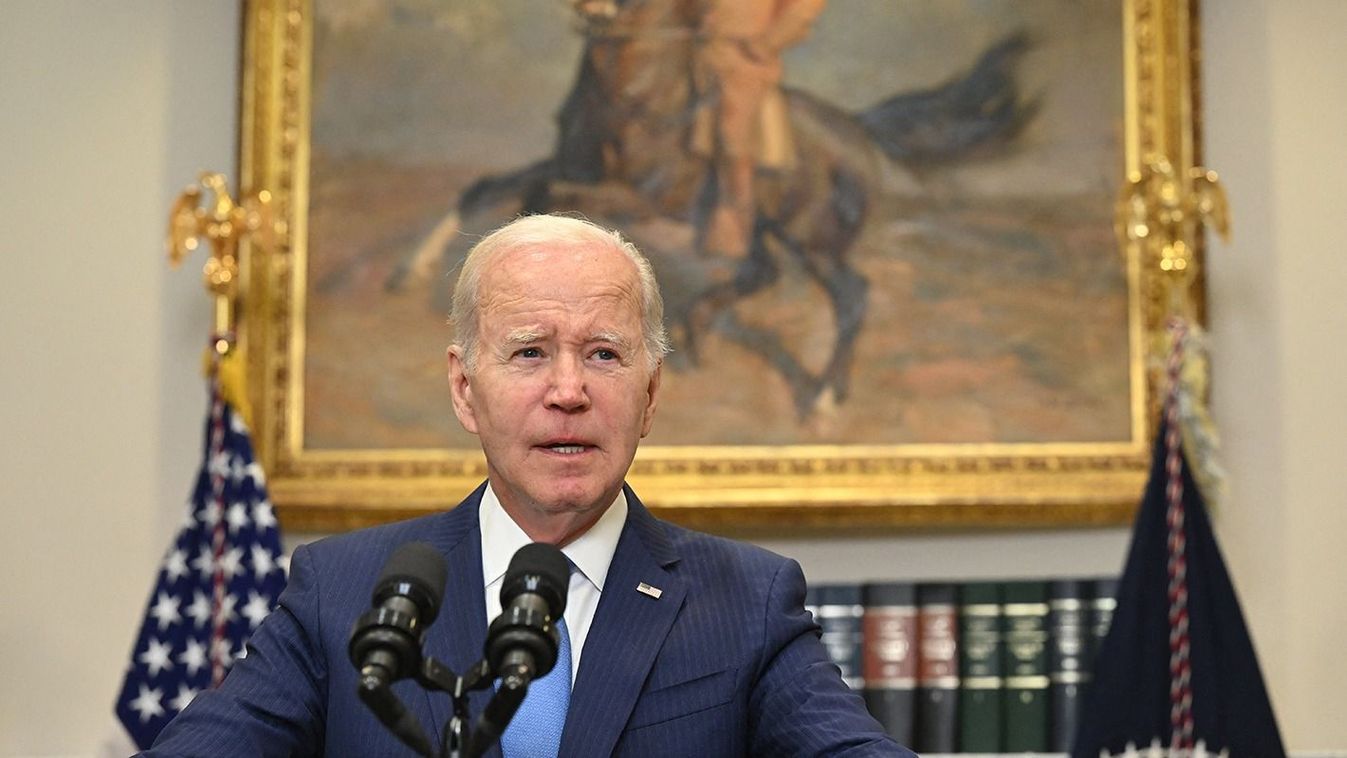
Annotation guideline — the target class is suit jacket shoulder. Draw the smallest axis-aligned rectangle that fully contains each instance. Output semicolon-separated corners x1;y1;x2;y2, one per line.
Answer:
562;488;912;757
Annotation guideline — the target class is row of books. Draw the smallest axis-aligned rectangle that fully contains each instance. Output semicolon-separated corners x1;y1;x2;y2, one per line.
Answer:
805;577;1118;754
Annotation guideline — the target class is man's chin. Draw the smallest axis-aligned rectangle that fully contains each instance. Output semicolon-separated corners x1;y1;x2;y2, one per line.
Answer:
537;492;608;515
507;486;613;544
531;480;620;514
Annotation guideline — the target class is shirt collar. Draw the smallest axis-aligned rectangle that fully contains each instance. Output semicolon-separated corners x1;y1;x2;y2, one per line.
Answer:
479;483;627;593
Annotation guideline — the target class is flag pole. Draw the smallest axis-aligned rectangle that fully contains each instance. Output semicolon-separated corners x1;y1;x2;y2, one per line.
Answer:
166;171;274;417
166;171;274;340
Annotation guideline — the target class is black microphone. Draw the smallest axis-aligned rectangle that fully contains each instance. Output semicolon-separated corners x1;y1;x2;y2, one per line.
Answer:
487;542;570;683
468;542;571;758
348;542;447;757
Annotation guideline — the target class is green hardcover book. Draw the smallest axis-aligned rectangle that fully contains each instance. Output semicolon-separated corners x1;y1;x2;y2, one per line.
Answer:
957;581;1004;753
1002;580;1050;752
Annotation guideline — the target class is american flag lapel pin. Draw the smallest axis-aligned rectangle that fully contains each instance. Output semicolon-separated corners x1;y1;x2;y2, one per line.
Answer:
636;582;663;599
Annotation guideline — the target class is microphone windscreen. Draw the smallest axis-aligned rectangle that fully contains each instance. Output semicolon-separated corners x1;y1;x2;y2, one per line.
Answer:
374;542;448;621
502;542;570;616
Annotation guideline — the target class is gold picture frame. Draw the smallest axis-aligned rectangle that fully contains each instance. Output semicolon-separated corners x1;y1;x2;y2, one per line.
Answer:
237;0;1207;533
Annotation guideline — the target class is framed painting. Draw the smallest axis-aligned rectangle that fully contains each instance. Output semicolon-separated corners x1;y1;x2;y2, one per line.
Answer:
237;0;1207;532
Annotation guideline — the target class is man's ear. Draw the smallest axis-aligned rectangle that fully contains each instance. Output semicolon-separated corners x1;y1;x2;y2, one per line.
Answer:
640;361;662;438
447;345;479;434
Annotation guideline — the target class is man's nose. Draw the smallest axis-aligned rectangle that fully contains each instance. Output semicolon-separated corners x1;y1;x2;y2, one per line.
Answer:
544;356;590;411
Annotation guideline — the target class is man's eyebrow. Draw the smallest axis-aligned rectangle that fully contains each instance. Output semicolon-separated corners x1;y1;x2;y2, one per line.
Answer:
589;331;634;350
503;328;546;345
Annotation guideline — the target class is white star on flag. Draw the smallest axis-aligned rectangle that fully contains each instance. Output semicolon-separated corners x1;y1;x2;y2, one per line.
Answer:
226;501;251;533
201;499;222;528
139;638;174;678
251;544;276;579
128;685;164;723
191;545;214;578
168;684;199;713
253;500;277;530
178;638;208;677
219;547;244;580
163;548;189;582
245;461;266;485
241;591;273;628
149;592;182;631
185;591;212;628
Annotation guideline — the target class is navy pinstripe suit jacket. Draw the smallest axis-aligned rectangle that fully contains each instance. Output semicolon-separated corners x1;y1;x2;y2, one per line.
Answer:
146;483;912;757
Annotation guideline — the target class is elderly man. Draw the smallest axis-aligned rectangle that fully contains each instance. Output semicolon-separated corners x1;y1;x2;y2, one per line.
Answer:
147;214;910;756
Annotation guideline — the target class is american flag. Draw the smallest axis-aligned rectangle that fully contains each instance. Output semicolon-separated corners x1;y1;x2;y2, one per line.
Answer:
114;375;288;749
1071;322;1285;758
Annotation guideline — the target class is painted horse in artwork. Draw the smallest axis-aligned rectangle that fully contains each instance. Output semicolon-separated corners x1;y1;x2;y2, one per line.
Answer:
393;0;1033;419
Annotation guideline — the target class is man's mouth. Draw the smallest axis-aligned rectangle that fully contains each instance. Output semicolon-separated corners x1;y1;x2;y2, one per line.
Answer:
540;442;592;455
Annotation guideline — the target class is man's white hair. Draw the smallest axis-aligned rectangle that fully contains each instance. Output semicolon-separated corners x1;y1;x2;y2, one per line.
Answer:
449;214;671;372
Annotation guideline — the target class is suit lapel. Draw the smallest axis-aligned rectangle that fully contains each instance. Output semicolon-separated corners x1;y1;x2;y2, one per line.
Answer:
559;489;686;757
420;485;500;757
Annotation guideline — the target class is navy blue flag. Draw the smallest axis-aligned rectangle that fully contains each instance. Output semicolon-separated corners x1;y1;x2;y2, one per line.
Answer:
115;383;287;749
1072;415;1286;757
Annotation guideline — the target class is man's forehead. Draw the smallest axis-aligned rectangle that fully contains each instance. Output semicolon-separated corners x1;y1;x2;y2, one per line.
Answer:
486;241;638;281
499;242;584;262
478;245;641;309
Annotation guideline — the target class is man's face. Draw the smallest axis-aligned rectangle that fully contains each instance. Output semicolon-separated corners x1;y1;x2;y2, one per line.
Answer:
447;241;661;538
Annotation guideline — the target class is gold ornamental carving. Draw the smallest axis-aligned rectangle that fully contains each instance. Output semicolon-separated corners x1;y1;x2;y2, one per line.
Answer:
167;172;277;352
1117;156;1229;322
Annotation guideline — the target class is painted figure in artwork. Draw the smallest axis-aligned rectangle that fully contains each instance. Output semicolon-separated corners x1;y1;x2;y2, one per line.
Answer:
689;0;828;260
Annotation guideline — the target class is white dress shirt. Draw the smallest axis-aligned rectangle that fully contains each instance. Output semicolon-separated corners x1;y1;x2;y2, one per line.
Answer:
479;483;627;684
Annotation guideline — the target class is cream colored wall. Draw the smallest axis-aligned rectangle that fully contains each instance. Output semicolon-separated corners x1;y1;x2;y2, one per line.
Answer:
1204;0;1347;750
1;2;236;756
0;1;1342;755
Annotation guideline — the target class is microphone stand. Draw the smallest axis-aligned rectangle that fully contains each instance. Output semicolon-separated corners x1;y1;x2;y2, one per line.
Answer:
418;656;493;758
364;654;528;758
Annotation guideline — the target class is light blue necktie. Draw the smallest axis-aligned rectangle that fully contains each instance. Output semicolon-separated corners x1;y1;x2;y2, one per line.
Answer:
500;615;572;758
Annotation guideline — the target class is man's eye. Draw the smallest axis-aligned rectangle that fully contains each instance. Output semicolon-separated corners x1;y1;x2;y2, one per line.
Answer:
516;347;543;359
593;348;618;361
